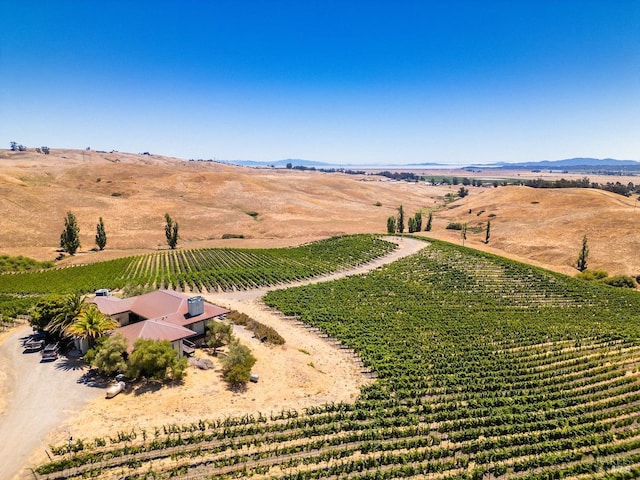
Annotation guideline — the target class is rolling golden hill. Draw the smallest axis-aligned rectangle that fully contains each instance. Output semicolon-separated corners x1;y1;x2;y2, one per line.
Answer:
1;148;638;278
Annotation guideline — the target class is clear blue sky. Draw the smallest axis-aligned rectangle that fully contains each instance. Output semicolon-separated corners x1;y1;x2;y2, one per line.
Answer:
1;1;638;165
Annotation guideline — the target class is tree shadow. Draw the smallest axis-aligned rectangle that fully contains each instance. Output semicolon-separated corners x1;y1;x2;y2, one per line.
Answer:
76;368;111;389
132;378;185;396
225;382;248;394
55;357;87;372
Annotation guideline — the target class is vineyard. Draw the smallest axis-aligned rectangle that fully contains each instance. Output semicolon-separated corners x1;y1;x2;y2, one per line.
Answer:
34;239;640;479
0;235;394;296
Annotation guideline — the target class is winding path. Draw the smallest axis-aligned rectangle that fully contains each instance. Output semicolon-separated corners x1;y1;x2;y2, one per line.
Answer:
0;236;427;480
204;236;428;304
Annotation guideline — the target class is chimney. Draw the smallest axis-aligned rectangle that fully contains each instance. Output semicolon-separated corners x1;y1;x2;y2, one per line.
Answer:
187;296;204;317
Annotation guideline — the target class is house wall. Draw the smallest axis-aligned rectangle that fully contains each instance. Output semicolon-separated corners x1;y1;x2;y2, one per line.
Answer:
171;339;184;356
74;337;89;354
190;320;206;335
113;312;130;326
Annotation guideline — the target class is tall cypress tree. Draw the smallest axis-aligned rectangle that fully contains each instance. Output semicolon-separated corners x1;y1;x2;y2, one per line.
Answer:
414;212;422;232
576;235;589;272
60;211;81;255
387;216;397;234
425;212;433;231
95;217;107;251
397;205;405;234
165;213;179;249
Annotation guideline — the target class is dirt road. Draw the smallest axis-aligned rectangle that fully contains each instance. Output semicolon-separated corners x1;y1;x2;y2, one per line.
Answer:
204;236;428;303
0;329;103;480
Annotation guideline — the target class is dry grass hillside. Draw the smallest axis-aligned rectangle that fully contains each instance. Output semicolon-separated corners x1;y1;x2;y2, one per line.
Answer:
428;186;640;277
1;148;638;278
0;149;436;260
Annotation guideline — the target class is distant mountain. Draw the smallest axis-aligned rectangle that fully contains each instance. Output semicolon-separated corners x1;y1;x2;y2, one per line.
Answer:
405;162;450;167
217;157;640;171
219;158;333;168
475;158;640;170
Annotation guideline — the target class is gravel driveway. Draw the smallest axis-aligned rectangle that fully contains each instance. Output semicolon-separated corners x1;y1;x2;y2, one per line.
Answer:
0;328;103;480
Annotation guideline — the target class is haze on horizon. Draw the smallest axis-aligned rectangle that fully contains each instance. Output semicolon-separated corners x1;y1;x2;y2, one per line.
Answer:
1;1;638;165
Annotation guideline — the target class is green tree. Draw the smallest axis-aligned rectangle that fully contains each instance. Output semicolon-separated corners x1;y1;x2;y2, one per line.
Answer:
164;213;179;249
485;220;491;244
95;217;107;251
397;205;405;234
127;339;187;381
60;211;81;255
90;333;128;376
66;304;119;348
206;319;233;355
458;187;469;198
386;216;396;234
576;235;589;272
222;340;256;385
425;211;433;231
408;217;416;233
414;212;422;232
29;294;66;331
46;292;86;337
461;223;467;246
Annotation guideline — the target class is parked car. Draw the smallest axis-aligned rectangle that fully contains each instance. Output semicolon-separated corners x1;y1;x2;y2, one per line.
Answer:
41;343;59;361
24;334;46;352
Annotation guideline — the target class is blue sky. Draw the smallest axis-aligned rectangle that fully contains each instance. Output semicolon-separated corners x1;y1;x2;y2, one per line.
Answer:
1;1;638;165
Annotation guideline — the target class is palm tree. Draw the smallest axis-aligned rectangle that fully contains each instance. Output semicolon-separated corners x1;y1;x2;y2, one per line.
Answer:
66;305;119;348
47;292;86;337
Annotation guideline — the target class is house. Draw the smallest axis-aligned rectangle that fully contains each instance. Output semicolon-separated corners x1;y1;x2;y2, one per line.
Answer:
90;289;229;356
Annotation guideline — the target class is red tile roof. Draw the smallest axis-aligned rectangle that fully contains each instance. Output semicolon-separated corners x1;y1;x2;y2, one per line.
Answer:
115;319;196;352
91;295;136;316
90;289;228;327
90;290;229;350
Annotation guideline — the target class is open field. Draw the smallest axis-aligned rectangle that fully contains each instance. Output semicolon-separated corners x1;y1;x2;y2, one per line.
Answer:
32;239;640;479
1;148;639;277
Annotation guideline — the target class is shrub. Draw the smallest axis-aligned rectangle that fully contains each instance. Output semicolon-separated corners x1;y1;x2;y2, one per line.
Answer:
221;234;245;239
222;340;256;385
446;222;463;230
90;333;128;376
227;310;285;345
576;269;609;281
127;339;187;381
602;275;637;289
0;255;54;273
205;319;233;355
